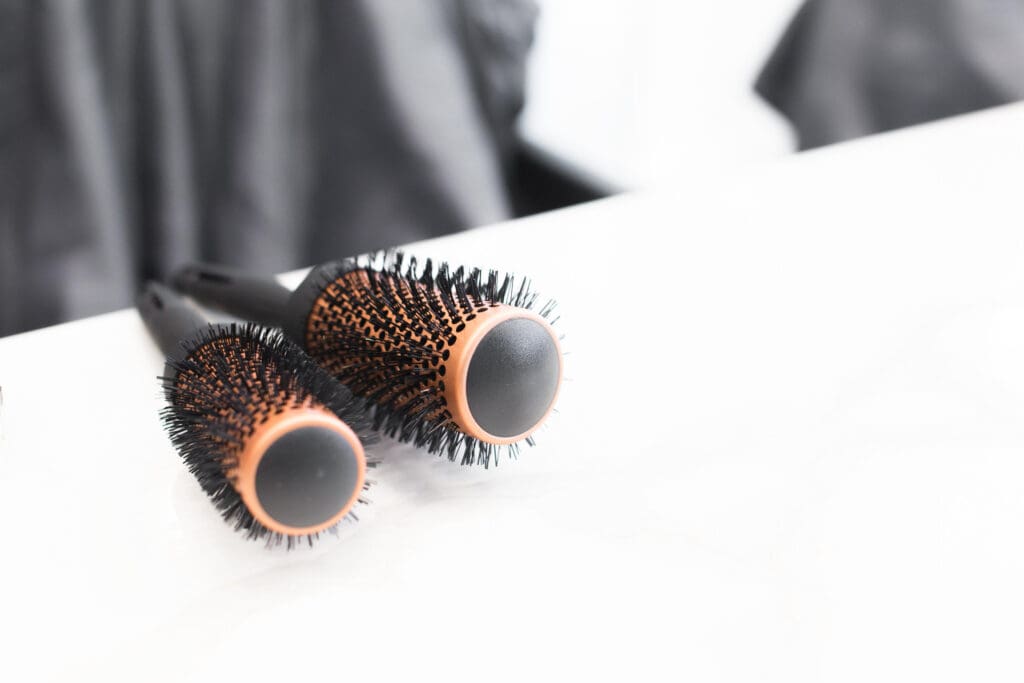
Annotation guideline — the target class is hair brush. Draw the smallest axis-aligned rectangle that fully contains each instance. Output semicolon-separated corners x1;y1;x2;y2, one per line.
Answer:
137;282;377;547
171;252;562;467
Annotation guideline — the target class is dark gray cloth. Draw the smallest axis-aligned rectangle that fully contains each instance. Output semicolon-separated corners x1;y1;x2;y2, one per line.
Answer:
0;0;536;335
756;0;1024;149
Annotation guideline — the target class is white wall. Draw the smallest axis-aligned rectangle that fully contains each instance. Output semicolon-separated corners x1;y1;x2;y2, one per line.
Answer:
520;1;804;190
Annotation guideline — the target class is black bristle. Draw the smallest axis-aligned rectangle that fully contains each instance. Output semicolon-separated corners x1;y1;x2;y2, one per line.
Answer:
299;250;559;468
159;322;378;547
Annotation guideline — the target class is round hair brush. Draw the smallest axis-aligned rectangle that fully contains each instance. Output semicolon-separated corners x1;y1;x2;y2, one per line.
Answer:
137;282;376;546
172;252;562;467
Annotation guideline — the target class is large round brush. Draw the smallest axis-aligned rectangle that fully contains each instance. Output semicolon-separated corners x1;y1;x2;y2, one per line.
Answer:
172;252;562;467
137;282;376;547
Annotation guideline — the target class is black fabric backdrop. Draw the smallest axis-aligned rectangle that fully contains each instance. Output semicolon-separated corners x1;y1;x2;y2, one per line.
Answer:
0;0;536;335
757;0;1024;149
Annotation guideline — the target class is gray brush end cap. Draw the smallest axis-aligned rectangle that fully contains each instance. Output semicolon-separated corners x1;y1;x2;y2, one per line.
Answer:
255;427;361;528
465;317;560;438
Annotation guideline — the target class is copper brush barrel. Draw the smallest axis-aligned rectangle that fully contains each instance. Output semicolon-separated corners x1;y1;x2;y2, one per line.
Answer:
172;252;562;467
137;282;376;546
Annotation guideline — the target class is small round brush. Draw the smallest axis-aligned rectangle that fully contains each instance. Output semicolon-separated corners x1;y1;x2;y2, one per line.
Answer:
137;282;376;546
172;252;562;467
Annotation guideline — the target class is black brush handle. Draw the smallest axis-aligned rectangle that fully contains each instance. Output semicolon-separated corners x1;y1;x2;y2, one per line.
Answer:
172;262;291;328
136;281;208;359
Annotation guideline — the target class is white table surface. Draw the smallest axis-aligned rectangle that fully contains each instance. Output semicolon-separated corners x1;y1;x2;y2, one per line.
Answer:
3;103;1024;681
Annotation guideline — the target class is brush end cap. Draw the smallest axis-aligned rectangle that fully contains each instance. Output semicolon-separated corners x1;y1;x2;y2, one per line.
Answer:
465;317;561;439
253;425;365;531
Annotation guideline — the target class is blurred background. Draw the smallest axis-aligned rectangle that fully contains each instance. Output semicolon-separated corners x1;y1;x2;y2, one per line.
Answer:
1;0;1022;336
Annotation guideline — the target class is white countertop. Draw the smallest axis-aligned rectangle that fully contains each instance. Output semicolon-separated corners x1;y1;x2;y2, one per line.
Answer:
2;103;1024;681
